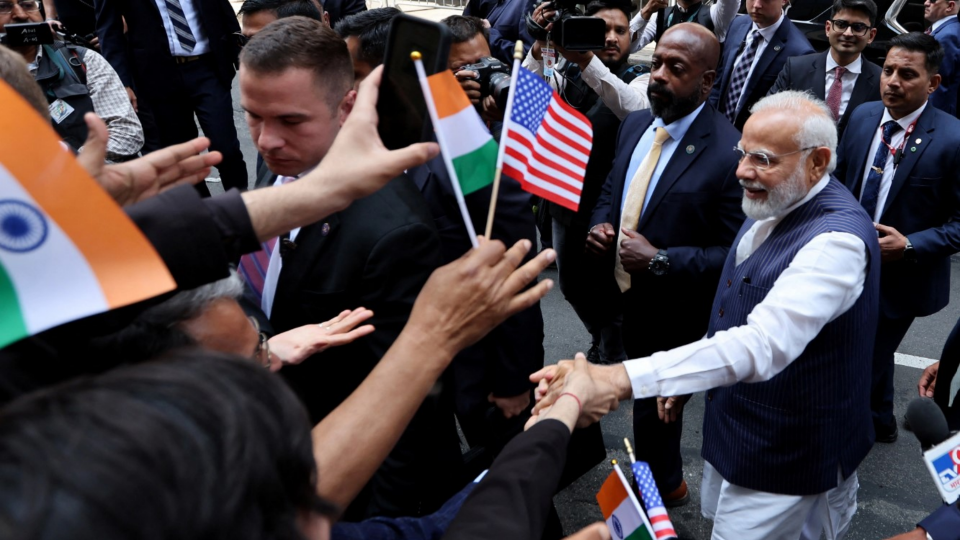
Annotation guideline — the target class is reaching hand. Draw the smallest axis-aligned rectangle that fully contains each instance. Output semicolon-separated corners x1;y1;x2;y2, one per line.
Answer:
268;308;375;369
528;354;623;429
406;238;555;360
657;394;691;424
77;113;222;207
918;361;939;398
312;65;439;203
489;391;532;419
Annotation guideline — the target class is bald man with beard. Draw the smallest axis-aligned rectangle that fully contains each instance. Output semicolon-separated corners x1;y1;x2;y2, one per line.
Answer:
585;23;744;506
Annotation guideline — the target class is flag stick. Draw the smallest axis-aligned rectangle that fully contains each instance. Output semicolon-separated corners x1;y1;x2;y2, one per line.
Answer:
484;40;525;239
624;438;636;464
412;51;479;248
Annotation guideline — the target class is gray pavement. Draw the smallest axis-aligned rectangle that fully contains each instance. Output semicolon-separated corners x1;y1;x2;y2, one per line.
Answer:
209;5;957;535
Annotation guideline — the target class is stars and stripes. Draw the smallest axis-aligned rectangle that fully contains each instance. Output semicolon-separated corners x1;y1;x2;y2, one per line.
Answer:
501;68;592;212
631;461;677;540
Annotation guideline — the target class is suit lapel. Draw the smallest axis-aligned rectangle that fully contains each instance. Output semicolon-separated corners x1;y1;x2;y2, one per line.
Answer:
809;52;827;100
933;17;959;37
636;106;712;231
743;22;789;100
720;17;751;95
274;213;341;304
846;104;884;194
842;62;877;127
881;106;937;218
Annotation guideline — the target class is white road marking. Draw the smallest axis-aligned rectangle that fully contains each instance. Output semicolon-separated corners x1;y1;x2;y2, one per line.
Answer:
895;353;937;370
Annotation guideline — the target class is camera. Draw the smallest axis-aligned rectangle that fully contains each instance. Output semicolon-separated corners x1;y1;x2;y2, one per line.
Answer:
456;56;512;113
525;0;605;51
1;22;54;47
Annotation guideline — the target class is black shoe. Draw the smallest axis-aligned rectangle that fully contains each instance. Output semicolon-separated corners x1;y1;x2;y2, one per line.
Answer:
875;421;899;443
586;344;602;364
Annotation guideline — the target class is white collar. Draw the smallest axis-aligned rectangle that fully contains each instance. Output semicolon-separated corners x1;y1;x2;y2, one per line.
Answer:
826;51;862;74
881;101;927;131
932;16;954;32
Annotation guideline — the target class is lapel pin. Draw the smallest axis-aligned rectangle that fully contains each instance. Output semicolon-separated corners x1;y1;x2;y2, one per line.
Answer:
915;138;922;145
686;145;695;154
321;223;331;236
774;45;782;51
911;146;917;152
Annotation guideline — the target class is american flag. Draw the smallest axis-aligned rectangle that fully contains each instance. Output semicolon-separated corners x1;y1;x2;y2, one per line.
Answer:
631;461;677;540
501;68;592;212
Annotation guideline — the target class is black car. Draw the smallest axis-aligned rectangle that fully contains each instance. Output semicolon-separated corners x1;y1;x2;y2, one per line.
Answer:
783;0;926;65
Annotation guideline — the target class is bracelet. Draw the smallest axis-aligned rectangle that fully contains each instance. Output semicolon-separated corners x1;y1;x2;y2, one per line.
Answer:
558;392;582;417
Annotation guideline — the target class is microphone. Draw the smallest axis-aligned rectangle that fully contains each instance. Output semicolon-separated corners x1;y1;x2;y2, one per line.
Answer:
906;397;951;450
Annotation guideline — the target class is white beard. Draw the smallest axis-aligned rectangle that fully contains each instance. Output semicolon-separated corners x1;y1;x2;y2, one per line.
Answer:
740;165;808;221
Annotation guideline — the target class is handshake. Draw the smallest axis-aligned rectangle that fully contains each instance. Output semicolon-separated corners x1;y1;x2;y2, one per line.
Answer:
529;355;691;429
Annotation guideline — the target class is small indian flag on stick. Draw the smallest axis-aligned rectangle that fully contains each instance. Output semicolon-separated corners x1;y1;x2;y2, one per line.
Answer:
0;79;175;349
596;463;657;540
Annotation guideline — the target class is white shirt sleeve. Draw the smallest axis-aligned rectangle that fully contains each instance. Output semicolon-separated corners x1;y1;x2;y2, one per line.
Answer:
710;0;741;43
628;12;658;54
625;231;868;399
82;49;144;161
580;55;651;120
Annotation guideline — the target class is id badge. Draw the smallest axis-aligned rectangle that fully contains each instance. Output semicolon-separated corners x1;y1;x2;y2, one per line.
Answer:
542;47;556;78
49;99;75;124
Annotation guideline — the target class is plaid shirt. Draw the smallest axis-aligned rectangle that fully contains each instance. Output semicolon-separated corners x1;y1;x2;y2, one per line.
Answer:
81;49;144;161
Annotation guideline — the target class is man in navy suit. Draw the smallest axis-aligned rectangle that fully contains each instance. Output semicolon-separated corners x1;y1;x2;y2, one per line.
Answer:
95;0;248;194
587;23;744;505
463;0;533;64
835;32;960;442
710;0;814;130
924;0;960;115
769;0;881;139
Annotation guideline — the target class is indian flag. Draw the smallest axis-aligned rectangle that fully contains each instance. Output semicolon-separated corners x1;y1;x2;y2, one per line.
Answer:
424;69;497;195
596;465;656;540
0;80;175;348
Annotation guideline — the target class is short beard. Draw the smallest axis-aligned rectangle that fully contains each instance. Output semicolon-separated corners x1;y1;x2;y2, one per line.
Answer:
740;162;808;221
648;80;702;122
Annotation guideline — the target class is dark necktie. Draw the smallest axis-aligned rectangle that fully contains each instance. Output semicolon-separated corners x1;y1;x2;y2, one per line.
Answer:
721;30;763;124
165;0;197;52
860;120;902;219
826;66;846;120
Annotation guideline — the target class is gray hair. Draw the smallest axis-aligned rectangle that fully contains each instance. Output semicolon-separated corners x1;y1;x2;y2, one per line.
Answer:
139;270;246;327
749;90;838;174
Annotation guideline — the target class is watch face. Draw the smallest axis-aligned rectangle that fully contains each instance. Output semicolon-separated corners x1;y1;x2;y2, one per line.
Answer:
649;257;668;276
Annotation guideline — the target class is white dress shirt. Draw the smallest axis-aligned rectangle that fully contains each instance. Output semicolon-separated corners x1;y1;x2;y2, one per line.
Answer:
260;175;302;317
152;0;210;56
825;53;862;120
521;52;650;121
625;174;868;399
858;102;927;222
735;11;785;113
628;0;740;53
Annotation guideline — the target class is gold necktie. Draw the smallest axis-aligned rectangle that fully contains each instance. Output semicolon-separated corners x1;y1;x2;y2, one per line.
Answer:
615;127;671;293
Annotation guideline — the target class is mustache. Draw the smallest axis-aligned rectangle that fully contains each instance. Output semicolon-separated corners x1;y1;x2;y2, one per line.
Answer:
648;82;673;99
739;179;766;190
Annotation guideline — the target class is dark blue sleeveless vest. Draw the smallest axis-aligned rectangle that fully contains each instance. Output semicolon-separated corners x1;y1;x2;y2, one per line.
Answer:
701;178;880;496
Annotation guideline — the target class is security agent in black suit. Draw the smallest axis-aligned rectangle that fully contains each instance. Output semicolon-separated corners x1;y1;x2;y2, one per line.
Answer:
238;18;463;520
95;0;248;194
587;23;744;504
769;0;881;139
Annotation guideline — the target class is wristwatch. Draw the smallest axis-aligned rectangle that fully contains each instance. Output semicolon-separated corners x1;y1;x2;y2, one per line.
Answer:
648;249;669;276
904;237;917;262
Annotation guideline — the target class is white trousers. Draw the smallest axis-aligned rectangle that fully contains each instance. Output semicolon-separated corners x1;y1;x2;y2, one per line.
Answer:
700;462;859;540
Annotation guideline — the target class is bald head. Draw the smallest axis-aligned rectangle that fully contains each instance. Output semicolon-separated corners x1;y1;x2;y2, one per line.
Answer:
658;23;720;72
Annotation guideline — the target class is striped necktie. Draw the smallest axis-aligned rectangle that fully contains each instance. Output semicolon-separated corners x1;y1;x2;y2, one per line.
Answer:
859;120;901;220
237;176;296;302
164;0;197;52
721;30;763;124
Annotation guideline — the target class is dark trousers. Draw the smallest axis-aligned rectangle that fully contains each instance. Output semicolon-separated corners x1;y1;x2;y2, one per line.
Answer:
871;313;914;429
936;317;960;430
552;220;626;362
140;56;247;194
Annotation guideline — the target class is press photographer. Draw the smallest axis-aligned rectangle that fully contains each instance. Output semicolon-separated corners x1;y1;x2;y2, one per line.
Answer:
0;0;142;161
447;15;511;125
521;0;646;365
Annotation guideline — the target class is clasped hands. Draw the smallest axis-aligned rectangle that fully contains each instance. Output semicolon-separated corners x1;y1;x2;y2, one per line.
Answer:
586;223;659;272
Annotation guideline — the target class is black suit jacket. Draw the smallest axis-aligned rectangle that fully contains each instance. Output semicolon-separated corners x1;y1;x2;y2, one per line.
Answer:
590;104;744;353
270;176;442;421
710;14;815;131
322;0;367;28
94;0;240;93
836;101;960;318
770;51;881;139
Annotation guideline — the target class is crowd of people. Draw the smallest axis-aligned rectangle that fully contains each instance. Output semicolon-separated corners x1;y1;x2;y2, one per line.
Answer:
1;0;960;538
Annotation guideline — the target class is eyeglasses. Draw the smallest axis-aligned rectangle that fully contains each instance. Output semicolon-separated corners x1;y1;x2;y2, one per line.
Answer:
734;146;817;170
829;19;872;36
0;0;40;13
248;316;273;369
232;31;250;48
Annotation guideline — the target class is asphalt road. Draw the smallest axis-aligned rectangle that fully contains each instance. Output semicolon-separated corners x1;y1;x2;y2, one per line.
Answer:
207;74;959;539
